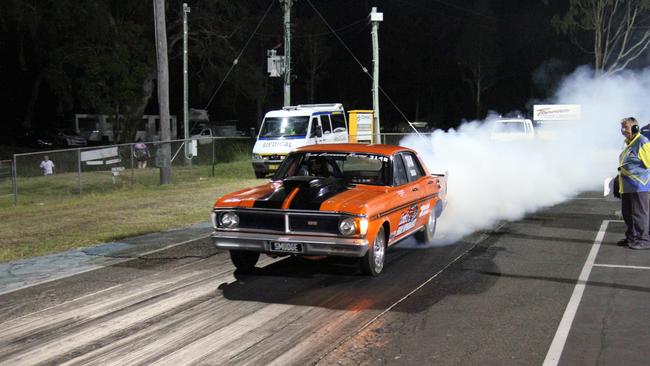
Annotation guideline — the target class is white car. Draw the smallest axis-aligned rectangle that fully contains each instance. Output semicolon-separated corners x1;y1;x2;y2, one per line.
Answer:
490;118;534;141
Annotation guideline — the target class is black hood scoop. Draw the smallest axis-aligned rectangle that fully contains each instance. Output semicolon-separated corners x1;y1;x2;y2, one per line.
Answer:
283;176;349;210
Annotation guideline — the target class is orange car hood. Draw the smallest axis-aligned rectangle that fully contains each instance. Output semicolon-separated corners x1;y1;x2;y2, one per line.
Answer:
215;179;388;216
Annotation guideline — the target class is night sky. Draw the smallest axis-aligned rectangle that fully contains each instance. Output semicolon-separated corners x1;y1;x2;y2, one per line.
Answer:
0;0;588;136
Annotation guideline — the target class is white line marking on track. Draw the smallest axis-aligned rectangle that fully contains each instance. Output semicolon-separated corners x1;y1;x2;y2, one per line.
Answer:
594;263;650;270
543;219;609;366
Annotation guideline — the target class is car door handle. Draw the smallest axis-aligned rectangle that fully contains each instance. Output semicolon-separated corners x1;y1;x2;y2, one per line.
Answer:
412;187;419;192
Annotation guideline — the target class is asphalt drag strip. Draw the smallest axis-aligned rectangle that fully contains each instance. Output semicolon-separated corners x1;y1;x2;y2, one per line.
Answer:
320;193;649;365
1;192;647;365
0;219;494;365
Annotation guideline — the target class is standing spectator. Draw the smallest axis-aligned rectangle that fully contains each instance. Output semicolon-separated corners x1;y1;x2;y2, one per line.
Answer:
39;155;55;176
133;141;149;169
618;117;650;249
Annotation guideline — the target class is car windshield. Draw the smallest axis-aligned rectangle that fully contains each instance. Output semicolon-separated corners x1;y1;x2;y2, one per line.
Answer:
260;116;309;138
274;151;389;185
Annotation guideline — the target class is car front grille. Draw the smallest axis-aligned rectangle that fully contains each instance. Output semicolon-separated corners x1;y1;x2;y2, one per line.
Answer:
215;209;345;236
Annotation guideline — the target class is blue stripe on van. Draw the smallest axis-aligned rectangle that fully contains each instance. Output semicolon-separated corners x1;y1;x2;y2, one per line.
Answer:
258;135;306;140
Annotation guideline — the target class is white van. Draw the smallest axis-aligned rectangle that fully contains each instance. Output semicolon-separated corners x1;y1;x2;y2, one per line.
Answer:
252;103;349;178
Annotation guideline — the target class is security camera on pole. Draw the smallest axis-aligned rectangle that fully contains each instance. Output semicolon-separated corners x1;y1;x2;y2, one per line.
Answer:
370;7;383;144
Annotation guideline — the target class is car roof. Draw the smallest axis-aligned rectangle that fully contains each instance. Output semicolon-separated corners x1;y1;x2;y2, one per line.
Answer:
294;143;414;156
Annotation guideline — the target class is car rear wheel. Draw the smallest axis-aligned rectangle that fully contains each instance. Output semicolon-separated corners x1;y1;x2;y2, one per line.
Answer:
360;226;386;276
229;250;260;273
415;212;437;243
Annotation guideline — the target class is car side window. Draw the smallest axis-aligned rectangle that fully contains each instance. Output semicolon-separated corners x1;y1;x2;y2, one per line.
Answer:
401;152;424;182
392;155;408;186
321;115;332;134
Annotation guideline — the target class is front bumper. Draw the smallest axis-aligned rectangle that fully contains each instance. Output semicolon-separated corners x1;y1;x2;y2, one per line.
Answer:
212;231;369;257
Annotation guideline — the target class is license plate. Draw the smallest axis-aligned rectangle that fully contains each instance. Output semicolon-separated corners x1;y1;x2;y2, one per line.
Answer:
270;242;303;253
268;164;279;170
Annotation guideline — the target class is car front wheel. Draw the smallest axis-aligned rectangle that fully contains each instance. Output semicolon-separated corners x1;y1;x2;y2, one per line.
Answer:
229;250;260;273
360;226;386;276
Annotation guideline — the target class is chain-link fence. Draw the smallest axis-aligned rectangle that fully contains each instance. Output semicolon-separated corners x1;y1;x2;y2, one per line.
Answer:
6;133;426;205
9;137;255;205
0;160;14;204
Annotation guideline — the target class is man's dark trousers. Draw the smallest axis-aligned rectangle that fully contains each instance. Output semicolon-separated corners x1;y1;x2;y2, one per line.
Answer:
622;191;650;244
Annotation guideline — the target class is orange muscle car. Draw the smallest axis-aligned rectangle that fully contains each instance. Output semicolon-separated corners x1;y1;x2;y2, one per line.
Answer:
211;143;447;276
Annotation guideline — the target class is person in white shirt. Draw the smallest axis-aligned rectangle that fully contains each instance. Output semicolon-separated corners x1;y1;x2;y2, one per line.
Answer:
39;155;55;176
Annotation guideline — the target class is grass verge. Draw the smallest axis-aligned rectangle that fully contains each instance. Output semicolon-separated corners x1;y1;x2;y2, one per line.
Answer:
0;160;263;263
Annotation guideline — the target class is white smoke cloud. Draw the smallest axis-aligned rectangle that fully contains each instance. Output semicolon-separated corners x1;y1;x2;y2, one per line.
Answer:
400;65;650;245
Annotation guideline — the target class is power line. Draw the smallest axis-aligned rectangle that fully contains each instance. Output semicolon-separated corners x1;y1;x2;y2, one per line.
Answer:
253;16;369;38
203;0;276;110
304;0;415;128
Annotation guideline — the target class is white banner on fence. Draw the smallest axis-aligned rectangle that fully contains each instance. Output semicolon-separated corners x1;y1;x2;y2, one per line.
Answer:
85;160;103;166
105;158;121;165
80;147;118;162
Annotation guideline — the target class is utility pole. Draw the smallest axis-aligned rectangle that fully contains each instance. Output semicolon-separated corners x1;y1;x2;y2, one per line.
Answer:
370;7;383;144
282;0;292;107
154;0;171;184
182;3;192;162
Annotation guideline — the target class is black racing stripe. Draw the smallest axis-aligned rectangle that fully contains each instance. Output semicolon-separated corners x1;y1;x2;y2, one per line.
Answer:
252;187;289;209
288;178;349;210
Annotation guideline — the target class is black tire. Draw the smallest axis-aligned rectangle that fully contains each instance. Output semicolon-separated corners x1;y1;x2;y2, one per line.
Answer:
360;226;386;276
230;250;260;273
415;212;437;244
254;171;266;179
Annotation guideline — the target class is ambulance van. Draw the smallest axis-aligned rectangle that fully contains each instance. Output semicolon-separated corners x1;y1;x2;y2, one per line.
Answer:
252;103;349;178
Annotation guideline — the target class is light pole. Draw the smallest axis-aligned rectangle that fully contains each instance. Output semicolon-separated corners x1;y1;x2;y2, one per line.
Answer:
282;0;292;107
370;7;383;144
182;3;192;160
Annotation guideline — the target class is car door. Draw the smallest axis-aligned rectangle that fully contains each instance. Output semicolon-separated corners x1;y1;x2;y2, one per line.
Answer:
386;153;422;243
399;152;432;234
320;114;335;143
309;116;325;144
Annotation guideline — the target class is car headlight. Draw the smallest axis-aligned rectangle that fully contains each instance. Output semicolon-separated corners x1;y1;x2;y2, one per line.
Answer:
220;212;239;228
339;217;356;236
252;154;262;160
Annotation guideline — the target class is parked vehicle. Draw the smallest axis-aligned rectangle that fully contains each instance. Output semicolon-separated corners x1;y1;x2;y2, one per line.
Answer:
212;143;448;276
54;129;88;147
490;118;535;141
251;104;350;178
190;126;214;145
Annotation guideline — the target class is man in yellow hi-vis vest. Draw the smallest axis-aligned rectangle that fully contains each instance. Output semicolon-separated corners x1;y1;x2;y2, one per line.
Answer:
618;117;650;249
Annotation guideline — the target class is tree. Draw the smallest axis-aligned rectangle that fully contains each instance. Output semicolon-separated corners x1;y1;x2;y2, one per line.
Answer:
297;16;331;103
455;0;501;119
0;0;60;129
554;0;650;75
